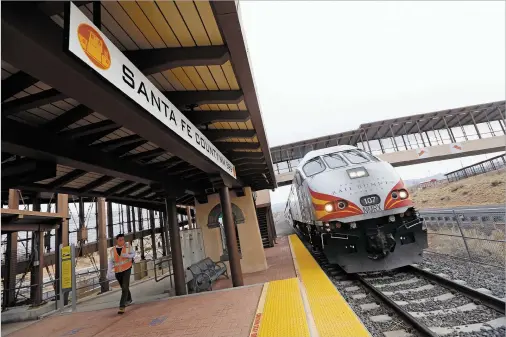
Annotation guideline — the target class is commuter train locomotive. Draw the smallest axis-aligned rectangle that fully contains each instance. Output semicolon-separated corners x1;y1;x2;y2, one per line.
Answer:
285;145;427;273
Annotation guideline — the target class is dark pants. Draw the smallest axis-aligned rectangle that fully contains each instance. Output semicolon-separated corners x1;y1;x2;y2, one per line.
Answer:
115;268;132;308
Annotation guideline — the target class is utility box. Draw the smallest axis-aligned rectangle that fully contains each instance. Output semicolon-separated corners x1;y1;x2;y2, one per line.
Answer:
133;260;147;280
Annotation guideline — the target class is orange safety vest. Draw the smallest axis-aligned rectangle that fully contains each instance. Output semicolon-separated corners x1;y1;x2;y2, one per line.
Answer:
111;244;132;273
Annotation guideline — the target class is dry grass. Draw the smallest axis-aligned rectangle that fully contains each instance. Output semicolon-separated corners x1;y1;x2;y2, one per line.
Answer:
411;169;506;209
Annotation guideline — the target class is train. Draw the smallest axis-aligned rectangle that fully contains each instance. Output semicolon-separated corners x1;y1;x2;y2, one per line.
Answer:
285;145;428;273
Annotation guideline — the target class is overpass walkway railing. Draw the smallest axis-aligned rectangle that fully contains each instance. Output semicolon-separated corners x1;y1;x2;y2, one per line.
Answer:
420;208;505;267
273;126;505;175
445;154;506;183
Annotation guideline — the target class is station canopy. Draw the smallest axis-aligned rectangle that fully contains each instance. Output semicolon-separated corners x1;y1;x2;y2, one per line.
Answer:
271;100;505;164
1;1;276;209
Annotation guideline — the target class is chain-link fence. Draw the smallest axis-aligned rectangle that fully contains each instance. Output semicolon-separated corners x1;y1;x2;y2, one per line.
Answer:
420;208;505;267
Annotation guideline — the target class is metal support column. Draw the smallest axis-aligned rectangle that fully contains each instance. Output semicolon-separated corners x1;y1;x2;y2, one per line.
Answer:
469;112;482;139
4;190;19;307
138;208;145;260
78;198;85;256
389;125;400;151
362;128;372;153
126;205;132;233
149;210;157;260
219;186;244;287
30;193;44;306
443;116;456;143
416;121;427;147
132;207;136;240
159;211;167;256
424;132;432;146
55;194;69;305
106;201;114;245
378;139;385;154
166;197;186;295
97;198;109;293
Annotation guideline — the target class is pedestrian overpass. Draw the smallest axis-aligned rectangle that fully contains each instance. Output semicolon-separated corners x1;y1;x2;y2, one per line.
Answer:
271;101;506;187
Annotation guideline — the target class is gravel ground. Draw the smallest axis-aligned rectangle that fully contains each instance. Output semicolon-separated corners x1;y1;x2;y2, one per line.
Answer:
402;296;470;312
418;306;503;327
418;252;505;298
444;326;506;337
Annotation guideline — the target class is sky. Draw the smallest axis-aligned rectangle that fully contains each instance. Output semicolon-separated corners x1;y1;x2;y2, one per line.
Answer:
237;1;506;204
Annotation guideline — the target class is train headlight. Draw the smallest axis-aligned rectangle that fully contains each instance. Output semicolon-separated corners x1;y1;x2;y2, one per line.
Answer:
399;189;409;199
324;203;334;212
347;167;369;179
350;222;357;229
337;201;348;210
391;191;398;199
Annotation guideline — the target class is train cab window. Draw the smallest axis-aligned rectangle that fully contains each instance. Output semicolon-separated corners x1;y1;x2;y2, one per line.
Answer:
302;157;326;177
323;153;348;169
342;150;370;164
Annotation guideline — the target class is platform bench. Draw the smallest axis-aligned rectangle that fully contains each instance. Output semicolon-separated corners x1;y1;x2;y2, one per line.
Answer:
187;258;229;292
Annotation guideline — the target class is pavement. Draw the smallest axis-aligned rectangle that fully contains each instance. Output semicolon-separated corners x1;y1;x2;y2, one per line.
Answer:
2;228;296;337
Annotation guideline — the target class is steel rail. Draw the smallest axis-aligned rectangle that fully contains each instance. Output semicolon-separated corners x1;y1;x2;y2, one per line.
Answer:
353;273;439;337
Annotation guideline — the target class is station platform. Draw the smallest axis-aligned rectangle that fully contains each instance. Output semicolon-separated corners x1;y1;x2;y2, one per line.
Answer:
4;235;370;337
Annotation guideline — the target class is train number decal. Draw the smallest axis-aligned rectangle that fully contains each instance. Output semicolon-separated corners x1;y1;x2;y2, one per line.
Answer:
362;204;382;214
360;195;380;206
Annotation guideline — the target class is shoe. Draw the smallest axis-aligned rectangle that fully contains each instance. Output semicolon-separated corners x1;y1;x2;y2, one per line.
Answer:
118;307;125;314
126;300;133;306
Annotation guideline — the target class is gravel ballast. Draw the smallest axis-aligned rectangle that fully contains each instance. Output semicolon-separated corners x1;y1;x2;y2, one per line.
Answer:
417;251;505;298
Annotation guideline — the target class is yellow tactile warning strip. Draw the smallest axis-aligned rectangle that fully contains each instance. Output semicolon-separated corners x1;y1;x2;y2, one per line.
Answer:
289;235;371;337
253;278;310;337
249;283;269;337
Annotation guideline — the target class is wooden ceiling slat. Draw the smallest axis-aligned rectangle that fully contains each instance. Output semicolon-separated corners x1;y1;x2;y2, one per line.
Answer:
175;1;211;46
102;1;151;49
208;65;230;90
157;1;195;47
194;1;223;45
97;3;138;50
150;73;174;91
171;67;196;91
137;1;180;47
222;61;240;90
161;70;185;91
81;4;126;52
119;1;165;48
194;66;218;90
182;66;207;90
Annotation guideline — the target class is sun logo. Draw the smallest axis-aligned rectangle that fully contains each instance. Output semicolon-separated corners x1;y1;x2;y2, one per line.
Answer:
77;23;111;70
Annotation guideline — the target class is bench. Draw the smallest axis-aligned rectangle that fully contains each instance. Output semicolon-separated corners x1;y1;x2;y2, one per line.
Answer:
187;258;229;292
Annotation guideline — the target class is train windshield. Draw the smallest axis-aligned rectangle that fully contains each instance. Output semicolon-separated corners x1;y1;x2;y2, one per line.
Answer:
341;150;371;164
322;153;348;168
302;157;326;176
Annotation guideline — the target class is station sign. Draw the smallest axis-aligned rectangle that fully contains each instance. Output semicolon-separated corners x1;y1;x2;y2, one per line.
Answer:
65;3;236;179
61;246;72;289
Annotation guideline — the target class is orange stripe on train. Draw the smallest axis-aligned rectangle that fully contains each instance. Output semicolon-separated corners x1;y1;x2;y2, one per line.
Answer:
309;188;363;220
384;180;414;210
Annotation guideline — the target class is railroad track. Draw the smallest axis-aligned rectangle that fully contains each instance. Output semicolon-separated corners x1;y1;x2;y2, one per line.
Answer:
297;234;506;337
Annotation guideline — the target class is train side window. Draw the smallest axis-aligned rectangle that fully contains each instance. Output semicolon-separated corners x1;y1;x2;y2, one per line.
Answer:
323;153;348;169
342;150;370;164
302;157;326;177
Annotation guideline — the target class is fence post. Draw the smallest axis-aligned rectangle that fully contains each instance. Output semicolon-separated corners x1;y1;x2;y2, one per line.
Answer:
453;210;472;260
